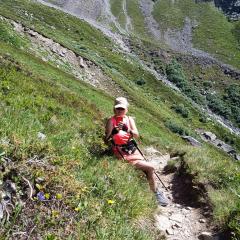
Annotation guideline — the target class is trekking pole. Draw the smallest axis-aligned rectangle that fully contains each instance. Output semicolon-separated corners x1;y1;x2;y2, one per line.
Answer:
133;141;168;191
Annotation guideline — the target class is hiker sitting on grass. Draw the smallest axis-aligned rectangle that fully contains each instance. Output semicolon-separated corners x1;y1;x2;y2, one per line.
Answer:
105;97;168;206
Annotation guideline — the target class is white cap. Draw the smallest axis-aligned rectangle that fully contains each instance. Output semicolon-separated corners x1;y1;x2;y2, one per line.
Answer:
114;97;129;109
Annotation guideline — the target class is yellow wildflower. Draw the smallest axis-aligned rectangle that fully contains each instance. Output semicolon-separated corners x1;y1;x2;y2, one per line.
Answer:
56;193;62;199
44;193;50;199
107;199;115;205
75;207;81;212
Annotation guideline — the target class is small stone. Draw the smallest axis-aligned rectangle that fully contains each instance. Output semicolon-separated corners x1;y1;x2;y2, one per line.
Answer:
79;57;86;68
4;180;16;193
166;228;174;235
2;192;11;202
27;30;38;37
60;52;65;57
185;206;192;210
37;132;46;140
199;218;206;223
199;232;214;240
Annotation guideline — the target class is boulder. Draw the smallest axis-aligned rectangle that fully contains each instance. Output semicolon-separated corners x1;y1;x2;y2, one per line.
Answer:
220;143;235;154
212;139;224;147
182;136;201;147
27;29;38;37
235;154;240;161
203;132;216;141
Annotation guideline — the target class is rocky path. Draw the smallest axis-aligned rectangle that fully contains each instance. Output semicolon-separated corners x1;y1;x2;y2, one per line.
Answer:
144;147;216;240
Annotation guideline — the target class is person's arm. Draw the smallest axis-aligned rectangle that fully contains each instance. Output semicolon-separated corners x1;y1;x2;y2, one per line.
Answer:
104;118;113;143
128;116;139;138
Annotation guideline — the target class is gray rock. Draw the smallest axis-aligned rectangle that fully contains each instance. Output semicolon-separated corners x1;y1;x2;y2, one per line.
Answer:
235;154;240;161
4;180;16;194
199;232;214;240
220;143;235;154
37;132;46;140
79;57;86;68
182;135;202;147
27;29;38;37
203;132;216;141
166;228;174;235
59;52;65;57
199;218;206;223
212;139;224;147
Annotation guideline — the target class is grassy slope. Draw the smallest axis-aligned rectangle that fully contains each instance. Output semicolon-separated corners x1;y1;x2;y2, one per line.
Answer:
0;45;156;239
153;0;240;69
0;0;239;237
110;0;127;30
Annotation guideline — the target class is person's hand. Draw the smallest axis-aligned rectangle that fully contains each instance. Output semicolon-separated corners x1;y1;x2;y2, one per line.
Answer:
117;121;124;130
118;122;128;132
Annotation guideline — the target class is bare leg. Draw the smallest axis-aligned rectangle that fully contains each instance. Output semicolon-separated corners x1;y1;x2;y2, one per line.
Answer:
133;160;157;192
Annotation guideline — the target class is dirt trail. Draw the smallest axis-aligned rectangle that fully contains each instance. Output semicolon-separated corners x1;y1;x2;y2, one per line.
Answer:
144;147;215;240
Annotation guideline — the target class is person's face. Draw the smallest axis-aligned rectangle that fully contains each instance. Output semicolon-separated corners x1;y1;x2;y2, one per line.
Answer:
114;107;127;116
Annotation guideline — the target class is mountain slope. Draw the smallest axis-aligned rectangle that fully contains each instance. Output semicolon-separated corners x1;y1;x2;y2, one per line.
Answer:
0;0;240;239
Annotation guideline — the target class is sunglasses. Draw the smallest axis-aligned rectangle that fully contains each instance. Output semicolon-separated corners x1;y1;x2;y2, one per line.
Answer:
116;107;125;110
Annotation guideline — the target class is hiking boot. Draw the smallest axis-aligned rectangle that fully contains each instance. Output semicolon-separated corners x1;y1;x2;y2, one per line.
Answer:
155;191;168;206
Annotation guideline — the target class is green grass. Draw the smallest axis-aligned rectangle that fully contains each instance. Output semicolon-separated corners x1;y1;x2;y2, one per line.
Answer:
0;49;157;239
110;0;127;30
0;0;240;238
